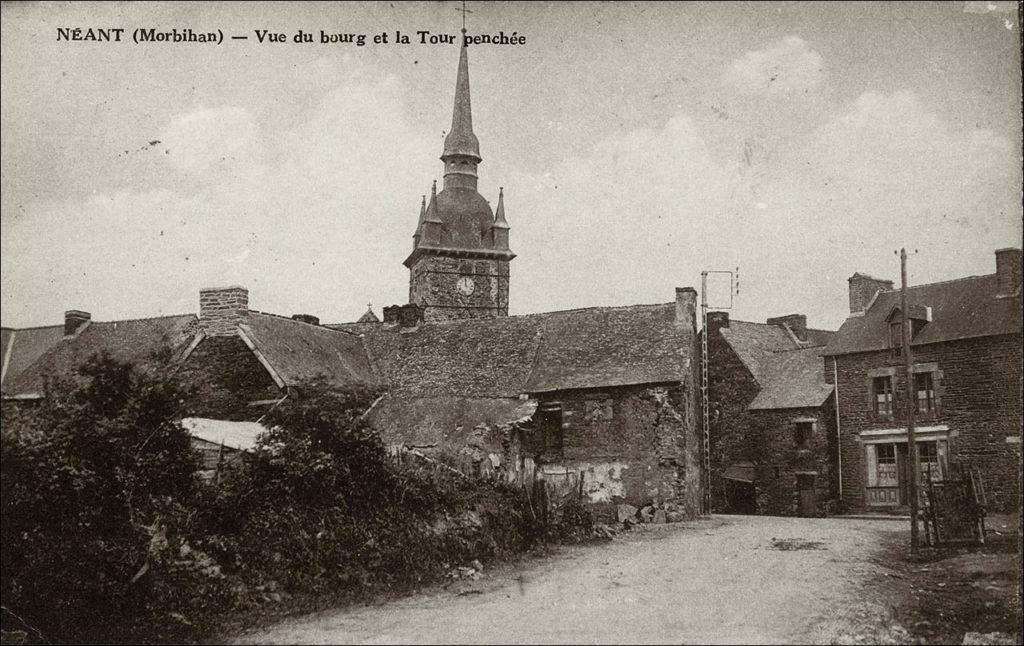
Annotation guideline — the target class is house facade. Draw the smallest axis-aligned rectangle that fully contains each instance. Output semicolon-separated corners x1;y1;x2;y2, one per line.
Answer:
822;249;1023;513
706;312;837;516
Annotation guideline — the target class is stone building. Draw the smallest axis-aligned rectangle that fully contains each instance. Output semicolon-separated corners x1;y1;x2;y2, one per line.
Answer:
705;312;837;516
821;249;1022;512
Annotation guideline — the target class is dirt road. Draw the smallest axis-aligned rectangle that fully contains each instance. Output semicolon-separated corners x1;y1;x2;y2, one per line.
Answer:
233;515;909;645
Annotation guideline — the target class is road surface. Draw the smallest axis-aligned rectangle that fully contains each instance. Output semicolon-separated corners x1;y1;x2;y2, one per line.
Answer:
233;515;909;645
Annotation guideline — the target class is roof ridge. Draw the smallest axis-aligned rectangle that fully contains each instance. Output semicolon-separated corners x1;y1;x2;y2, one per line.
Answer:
0;324;64;332
91;313;197;325
509;301;673;318
249;310;360;336
876;273;992;293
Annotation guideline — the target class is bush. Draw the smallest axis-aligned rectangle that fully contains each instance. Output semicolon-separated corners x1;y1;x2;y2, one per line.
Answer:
1;352;209;642
2;365;547;643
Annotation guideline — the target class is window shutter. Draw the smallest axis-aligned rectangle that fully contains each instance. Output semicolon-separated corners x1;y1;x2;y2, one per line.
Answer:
866;444;878;487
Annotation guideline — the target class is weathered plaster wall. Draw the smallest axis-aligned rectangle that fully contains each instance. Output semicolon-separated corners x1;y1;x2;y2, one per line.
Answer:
531;383;700;518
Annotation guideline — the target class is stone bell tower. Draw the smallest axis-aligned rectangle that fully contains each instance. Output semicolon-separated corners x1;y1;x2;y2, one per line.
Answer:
403;30;515;322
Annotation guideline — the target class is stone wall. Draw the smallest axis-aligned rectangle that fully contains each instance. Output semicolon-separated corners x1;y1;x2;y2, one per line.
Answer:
199;286;249;337
177;336;282;420
832;333;1022;511
409;255;509;321
745;402;837;515
705;325;761;511
530;383;700;518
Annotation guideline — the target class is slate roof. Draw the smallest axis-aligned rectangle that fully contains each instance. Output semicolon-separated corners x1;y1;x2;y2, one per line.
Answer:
2;314;198;397
240;312;378;388
822;274;1023;356
526;304;691;393
359;302;693;397
365;395;536;446
717;319;835;411
362;314;541;398
0;325;65;389
747;347;834;410
718;321;796;385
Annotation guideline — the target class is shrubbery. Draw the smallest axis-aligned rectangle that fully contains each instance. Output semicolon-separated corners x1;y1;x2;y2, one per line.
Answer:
1;357;547;644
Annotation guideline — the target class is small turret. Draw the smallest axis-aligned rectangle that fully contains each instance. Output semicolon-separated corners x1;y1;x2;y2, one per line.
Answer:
491;186;510;251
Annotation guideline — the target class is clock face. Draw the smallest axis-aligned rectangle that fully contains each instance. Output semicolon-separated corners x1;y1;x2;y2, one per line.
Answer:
456;276;476;296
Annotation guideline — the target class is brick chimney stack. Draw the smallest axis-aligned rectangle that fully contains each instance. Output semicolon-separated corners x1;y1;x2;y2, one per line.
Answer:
199;286;249;337
848;273;893;315
64;310;91;337
674;287;697;334
767;314;808;342
995;248;1022;296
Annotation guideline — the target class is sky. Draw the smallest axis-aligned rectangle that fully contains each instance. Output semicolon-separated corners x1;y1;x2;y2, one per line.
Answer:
2;1;1021;330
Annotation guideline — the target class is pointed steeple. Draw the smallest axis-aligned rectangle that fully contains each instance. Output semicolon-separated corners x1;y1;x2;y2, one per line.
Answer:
442;32;481;163
412;194;426;248
491;186;510;251
493;187;509;228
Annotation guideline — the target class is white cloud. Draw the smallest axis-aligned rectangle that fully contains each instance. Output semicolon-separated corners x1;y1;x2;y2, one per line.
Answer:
724;36;826;95
160;107;261;175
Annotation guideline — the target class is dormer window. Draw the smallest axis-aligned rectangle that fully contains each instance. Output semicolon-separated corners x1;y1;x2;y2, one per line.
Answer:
886;305;931;353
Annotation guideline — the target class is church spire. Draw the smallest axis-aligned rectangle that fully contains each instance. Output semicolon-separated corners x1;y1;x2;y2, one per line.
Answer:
441;30;482;190
442;32;480;162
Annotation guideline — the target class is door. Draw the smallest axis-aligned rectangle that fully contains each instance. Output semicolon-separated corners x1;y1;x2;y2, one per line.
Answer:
796;474;817;516
865;443;900;506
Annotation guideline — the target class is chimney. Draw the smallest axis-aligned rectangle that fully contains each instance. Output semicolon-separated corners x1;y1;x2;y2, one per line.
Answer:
706;311;730;337
674;287;697;334
398;303;425;328
64;310;91;337
995;248;1022;296
382;305;401;326
199;286;249;337
848;273;893;315
291;314;320;326
767;314;808;342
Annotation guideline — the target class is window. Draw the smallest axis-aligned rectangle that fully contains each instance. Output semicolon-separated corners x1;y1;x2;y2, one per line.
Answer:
889;321;903;350
916;440;944;482
584;398;614;422
794;422;813;450
875;443;898;485
915;372;935;414
873;376;894;416
536;404;563;455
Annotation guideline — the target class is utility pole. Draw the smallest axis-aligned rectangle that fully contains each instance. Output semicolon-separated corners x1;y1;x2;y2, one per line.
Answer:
699;268;737;516
900;248;920;551
700;272;710;515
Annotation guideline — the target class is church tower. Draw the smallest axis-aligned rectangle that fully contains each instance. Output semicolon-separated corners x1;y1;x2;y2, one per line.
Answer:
403;32;515;322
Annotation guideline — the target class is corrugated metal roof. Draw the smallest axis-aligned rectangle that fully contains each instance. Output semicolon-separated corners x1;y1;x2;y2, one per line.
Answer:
823;274;1022;356
182;417;267;452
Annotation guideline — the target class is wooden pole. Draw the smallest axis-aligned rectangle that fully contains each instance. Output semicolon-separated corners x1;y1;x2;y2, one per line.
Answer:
901;248;920;551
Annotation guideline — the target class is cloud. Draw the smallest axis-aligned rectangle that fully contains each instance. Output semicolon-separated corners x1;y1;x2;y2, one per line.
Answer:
723;36;826;95
160;107;261;175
